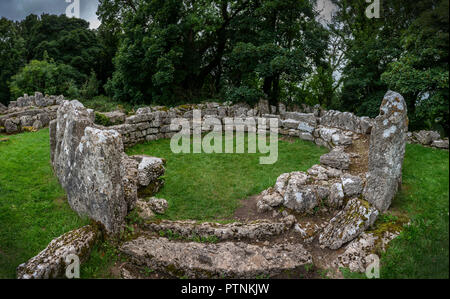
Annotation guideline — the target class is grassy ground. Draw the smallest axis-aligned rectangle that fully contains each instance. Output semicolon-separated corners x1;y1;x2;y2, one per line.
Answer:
373;144;448;278
0;130;448;278
126;135;328;220
0;129;89;278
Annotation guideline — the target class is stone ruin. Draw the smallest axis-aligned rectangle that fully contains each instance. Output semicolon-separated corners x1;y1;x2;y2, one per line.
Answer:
15;90;421;279
0;92;64;134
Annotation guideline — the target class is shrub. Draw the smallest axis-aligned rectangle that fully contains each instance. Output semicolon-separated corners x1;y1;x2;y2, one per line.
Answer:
9;59;85;100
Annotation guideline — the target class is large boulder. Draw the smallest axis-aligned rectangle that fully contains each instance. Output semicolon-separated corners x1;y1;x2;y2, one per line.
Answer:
363;91;408;212
120;236;312;278
50;100;130;234
281;172;328;213
319;198;379;250
17;225;98;279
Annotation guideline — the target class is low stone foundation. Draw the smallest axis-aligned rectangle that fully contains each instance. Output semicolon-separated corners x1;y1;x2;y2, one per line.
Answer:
17;90;415;279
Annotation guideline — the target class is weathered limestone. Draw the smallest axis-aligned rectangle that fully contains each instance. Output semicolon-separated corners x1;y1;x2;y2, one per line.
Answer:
135;199;156;220
363;91;408;212
50;100;129;234
341;174;363;197
319;147;350;170
146;197;169;214
130;155;166;187
121;154;139;211
412;130;440;145
328;182;345;208
98;111;127;125
0;93;62;134
330;229;401;273
319;199;379;250
120;236;312;278
145;216;296;241
282;172;321;213
320;110;372;134
431;139;449;149
17;225;98;279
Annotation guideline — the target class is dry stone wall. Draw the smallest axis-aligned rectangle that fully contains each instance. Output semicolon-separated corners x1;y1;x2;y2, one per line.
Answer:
0;92;64;134
102;101;372;150
15;90;425;278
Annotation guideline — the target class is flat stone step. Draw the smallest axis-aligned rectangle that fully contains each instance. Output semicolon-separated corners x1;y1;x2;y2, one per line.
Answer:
142;216;296;241
120;236;312;278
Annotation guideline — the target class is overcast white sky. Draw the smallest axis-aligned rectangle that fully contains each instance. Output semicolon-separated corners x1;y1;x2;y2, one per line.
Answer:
0;0;100;28
0;0;335;29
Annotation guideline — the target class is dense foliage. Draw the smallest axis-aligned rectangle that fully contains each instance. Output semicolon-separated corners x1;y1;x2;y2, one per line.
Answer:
331;0;449;133
0;0;448;134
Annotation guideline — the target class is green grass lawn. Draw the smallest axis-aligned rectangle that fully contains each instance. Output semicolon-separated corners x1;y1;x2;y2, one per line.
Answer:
0;130;448;278
0;129;89;279
126;135;328;220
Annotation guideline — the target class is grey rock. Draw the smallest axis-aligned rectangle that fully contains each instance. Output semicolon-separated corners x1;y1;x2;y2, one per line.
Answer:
413;130;440;145
99;111;127;125
281;119;300;129
341;174;363;197
431;139;449;149
363;91;408;212
319;147;350;170
144;217;295;241
331;230;401;273
319;198;379;249
121;154;139;211
5;118;18;134
17;225;98;279
147;197;169;214
282;172;319;213
32;120;43;130
259;188;284;208
120;236;312;278
130;155;165;187
299;132;314;142
20;115;34;127
284;112;317;125
135;199;155;220
328;182;345;208
51;100;129;234
331;133;352;146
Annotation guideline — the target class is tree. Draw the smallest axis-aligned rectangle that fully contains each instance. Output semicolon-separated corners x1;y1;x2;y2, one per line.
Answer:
19;14;102;82
0;18;25;104
102;0;327;106
382;0;449;134
224;0;328;106
330;0;437;118
9;59;83;99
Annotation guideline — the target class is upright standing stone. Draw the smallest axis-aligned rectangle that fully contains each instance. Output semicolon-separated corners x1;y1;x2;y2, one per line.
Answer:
363;91;408;212
50;100;129;234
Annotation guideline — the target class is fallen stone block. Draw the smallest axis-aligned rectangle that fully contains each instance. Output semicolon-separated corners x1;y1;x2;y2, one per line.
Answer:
120;236;312;278
17;225;98;279
319;198;379;250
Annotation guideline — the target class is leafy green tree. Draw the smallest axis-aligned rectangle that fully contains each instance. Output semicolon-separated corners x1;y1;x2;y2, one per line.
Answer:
19;14;102;82
9;59;83;99
330;0;438;118
224;0;328;106
0;18;26;104
381;0;449;134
